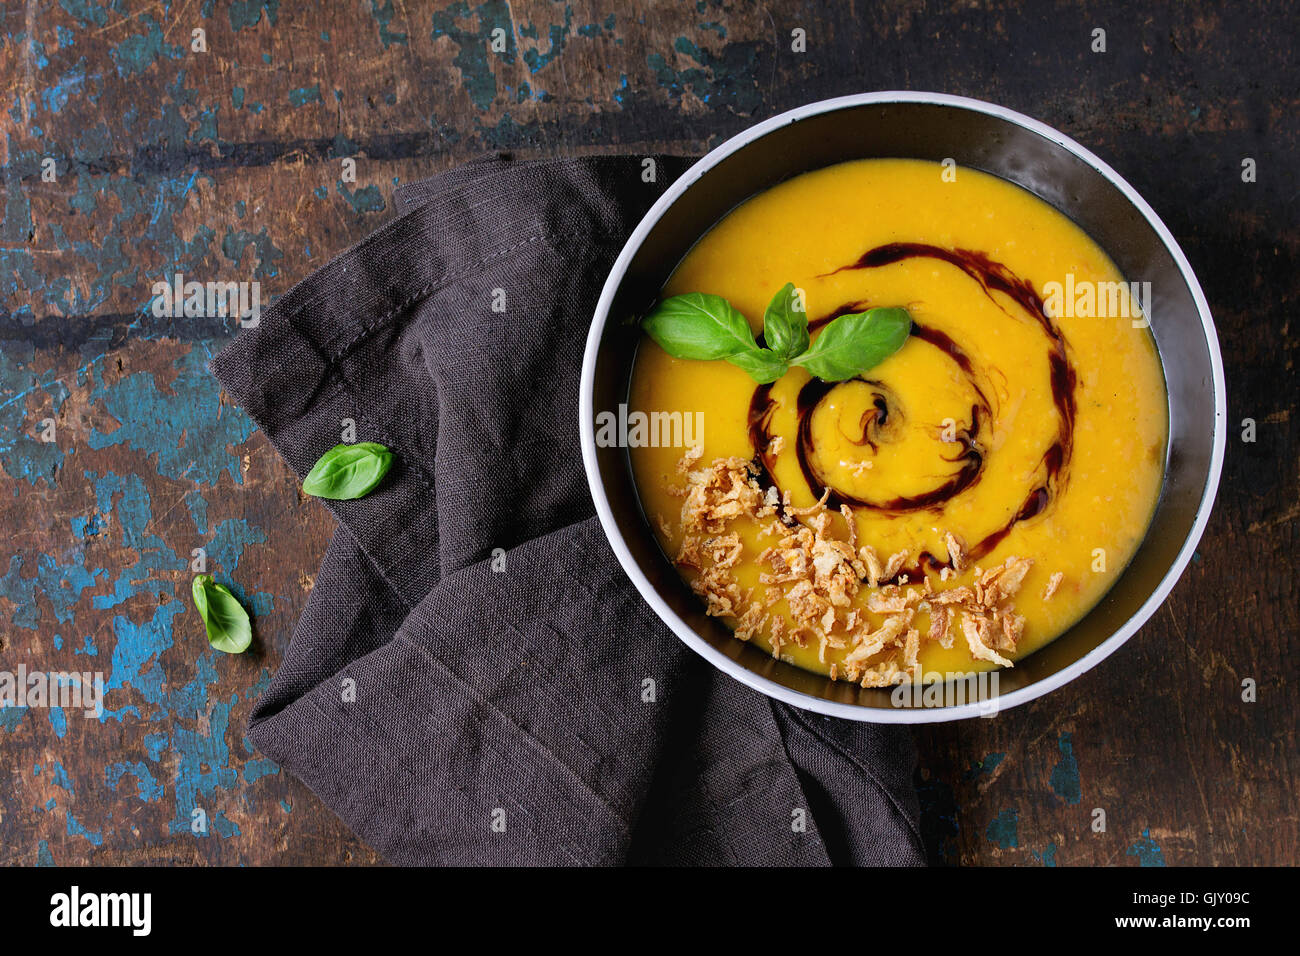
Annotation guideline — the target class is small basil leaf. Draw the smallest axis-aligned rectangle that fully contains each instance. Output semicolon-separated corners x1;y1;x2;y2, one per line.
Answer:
642;292;759;360
726;347;789;384
192;574;252;654
792;307;912;382
762;282;810;360
302;442;393;500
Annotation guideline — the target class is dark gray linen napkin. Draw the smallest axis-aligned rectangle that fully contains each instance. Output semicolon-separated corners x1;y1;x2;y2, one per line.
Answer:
209;154;926;866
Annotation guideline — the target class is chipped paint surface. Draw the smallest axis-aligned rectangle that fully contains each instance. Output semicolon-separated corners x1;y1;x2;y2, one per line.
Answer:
985;809;1019;850
0;0;781;868
0;1;1295;866
1126;829;1168;867
1049;732;1081;805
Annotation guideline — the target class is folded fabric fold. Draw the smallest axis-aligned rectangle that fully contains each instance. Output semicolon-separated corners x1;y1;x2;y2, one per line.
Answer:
210;154;925;866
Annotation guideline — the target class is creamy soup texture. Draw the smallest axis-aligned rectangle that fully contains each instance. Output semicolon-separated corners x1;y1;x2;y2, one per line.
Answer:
629;159;1168;682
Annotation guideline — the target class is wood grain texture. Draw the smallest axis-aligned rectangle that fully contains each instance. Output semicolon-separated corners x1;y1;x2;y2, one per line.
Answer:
0;0;1294;866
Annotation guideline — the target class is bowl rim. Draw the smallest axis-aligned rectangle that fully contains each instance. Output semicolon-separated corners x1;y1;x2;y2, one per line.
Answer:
578;90;1227;723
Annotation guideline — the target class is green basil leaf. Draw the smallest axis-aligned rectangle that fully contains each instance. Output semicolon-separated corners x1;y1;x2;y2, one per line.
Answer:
642;292;759;360
725;347;790;384
791;307;912;382
762;282;810;360
302;442;393;500
192;574;252;654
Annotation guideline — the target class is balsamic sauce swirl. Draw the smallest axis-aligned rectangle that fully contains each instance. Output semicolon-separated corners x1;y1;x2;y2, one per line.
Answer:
746;242;1077;579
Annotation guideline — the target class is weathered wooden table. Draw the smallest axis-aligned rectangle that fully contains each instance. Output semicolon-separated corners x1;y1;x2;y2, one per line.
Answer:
1;1;1294;866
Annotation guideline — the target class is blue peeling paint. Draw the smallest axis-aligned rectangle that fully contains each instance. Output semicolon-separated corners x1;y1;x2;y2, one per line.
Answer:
430;1;515;111
336;182;386;214
986;809;1019;849
221;225;284;279
204;519;273;614
1032;842;1059;866
245;668;273;701
243;758;279;783
0;343;72;487
963;752;1005;780
83;471;185;611
369;0;408;47
58;0;111;29
1049;732;1082;804
110;15;184;78
143;732;168;761
105;761;163;802
86;348;255;485
71;512;105;538
645;36;763;114
104;601;184;707
1126;829;1167;867
185;489;209;535
66;810;103;845
229;0;279;31
0;550;104;630
166;657;241;838
41;59;90;114
288;84;322;107
523;5;572;73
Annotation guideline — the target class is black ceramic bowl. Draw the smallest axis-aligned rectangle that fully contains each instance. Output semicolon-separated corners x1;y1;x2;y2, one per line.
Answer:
580;92;1225;721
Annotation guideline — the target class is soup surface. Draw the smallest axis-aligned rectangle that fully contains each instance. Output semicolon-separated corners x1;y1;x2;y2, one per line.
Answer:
629;159;1167;684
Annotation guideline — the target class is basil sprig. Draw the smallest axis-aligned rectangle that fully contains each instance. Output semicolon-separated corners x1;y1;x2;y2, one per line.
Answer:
790;306;912;382
192;574;252;654
638;292;760;362
302;442;393;500
642;283;911;383
761;282;810;360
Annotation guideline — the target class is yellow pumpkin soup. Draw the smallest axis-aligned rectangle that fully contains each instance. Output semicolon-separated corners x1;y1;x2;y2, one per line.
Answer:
628;158;1168;685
